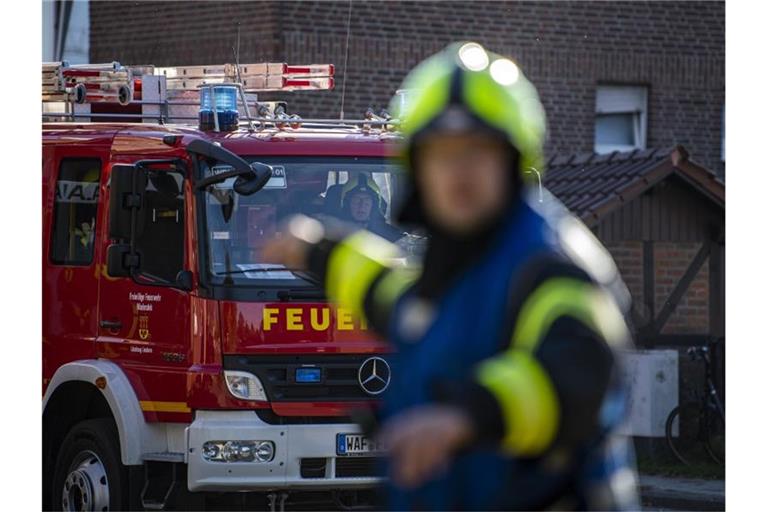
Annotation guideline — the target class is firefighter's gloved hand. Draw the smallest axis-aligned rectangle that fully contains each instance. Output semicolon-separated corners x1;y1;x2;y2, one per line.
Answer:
261;215;324;270
378;404;474;489
351;406;381;439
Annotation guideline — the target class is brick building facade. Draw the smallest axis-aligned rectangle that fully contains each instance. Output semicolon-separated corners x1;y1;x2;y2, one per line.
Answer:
90;0;725;177
607;241;711;335
89;1;725;339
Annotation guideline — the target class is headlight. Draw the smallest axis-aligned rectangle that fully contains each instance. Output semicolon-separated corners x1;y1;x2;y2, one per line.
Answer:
224;370;267;401
202;440;275;463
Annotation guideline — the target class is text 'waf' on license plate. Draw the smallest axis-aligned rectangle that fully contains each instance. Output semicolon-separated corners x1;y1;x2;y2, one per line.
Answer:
336;433;384;456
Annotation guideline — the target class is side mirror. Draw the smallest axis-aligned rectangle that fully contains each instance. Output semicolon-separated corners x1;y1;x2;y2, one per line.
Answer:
174;270;194;291
187;139;251;172
233;162;272;196
109;164;147;240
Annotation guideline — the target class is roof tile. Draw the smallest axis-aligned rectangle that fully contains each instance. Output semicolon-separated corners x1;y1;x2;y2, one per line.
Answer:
544;145;722;225
545;154;558;167
571;152;595;166
634;148;659;160
592;151;616;164
612;149;637;162
657;145;678;157
550;154;574;166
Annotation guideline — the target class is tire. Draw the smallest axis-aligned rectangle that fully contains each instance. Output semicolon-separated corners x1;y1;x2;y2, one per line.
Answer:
665;404;700;466
704;411;725;465
50;418;127;511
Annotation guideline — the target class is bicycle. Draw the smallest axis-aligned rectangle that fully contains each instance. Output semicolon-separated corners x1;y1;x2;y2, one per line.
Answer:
665;340;725;466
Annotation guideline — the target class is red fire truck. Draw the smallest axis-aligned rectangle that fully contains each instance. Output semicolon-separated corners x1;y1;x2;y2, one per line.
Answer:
42;60;416;510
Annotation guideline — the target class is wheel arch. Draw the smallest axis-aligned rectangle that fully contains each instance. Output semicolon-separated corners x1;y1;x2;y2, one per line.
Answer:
43;359;165;467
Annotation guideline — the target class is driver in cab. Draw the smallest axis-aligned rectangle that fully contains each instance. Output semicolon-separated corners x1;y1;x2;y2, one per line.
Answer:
339;175;404;242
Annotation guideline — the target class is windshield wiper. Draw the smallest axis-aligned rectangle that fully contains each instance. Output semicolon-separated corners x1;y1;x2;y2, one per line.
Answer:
214;266;301;275
214;267;322;286
277;289;326;301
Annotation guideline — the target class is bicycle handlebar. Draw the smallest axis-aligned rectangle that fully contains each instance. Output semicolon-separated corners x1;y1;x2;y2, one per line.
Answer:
687;346;708;359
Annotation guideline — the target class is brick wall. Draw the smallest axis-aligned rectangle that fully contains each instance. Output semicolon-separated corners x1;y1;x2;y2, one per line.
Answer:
605;241;710;336
89;1;725;177
654;242;709;335
604;240;645;322
89;1;280;65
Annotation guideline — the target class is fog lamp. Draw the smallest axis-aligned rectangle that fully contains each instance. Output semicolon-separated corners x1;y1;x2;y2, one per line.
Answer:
202;440;276;463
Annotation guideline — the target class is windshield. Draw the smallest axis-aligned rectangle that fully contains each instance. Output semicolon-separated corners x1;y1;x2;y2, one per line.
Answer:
200;156;426;288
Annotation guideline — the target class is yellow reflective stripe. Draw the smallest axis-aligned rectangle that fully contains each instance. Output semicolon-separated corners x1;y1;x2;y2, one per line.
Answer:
512;278;628;352
396;58;453;136
139;401;191;413
476;351;559;456
372;267;420;312
326;231;400;319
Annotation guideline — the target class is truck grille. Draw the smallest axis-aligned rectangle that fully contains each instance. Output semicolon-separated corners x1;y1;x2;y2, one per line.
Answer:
223;354;387;402
298;457;382;479
300;458;327;479
335;457;380;478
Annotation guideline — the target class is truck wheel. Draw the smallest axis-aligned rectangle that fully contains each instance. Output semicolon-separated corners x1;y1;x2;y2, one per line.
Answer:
51;418;127;511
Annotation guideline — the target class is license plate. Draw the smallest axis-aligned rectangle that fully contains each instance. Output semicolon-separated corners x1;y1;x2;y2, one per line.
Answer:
336;433;383;456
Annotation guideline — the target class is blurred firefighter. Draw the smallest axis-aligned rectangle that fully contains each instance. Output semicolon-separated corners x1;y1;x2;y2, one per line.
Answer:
263;42;639;510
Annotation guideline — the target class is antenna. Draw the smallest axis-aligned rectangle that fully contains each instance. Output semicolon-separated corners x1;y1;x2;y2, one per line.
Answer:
232;24;243;84
232;24;256;131
339;0;353;120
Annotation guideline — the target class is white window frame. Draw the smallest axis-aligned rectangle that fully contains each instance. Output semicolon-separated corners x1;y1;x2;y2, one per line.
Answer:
594;85;648;154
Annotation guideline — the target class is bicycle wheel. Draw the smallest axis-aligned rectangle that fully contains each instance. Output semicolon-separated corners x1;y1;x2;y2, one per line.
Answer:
665;403;702;466
704;410;725;465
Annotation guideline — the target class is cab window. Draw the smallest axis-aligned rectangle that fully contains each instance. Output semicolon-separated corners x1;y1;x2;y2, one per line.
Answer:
50;158;101;265
135;170;185;283
201;156;426;287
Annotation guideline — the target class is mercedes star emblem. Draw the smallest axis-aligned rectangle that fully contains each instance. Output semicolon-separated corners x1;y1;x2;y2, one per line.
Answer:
358;356;391;395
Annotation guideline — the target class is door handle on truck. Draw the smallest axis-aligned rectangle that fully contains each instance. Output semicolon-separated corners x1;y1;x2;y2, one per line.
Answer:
99;319;122;330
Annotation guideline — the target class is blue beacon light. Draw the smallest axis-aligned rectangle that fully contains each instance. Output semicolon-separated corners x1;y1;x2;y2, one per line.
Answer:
199;85;239;132
295;367;322;383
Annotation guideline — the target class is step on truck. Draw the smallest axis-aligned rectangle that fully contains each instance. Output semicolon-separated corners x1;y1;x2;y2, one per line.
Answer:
42;60;421;511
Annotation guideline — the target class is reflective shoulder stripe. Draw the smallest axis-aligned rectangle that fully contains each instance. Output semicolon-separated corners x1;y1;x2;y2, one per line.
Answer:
476;350;559;456
474;277;628;456
512;277;628;352
372;266;420;313
326;230;400;319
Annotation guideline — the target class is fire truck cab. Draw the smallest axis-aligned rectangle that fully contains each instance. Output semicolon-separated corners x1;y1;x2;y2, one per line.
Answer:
42;60;415;510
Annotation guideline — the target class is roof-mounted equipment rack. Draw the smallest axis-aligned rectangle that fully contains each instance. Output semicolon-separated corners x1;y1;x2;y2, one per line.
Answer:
41;60;399;133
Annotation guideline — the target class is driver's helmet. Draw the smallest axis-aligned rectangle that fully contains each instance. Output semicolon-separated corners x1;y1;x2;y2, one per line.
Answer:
340;173;386;218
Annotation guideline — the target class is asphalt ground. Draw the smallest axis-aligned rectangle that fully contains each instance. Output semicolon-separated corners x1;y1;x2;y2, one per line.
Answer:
640;475;725;511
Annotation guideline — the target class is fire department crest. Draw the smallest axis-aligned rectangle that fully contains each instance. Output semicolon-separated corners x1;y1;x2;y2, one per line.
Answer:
138;315;151;340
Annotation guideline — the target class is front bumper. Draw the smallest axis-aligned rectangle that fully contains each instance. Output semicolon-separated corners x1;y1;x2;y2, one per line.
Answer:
187;410;382;492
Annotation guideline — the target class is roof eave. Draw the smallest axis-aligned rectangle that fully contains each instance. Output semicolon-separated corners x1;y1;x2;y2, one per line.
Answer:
575;146;724;226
